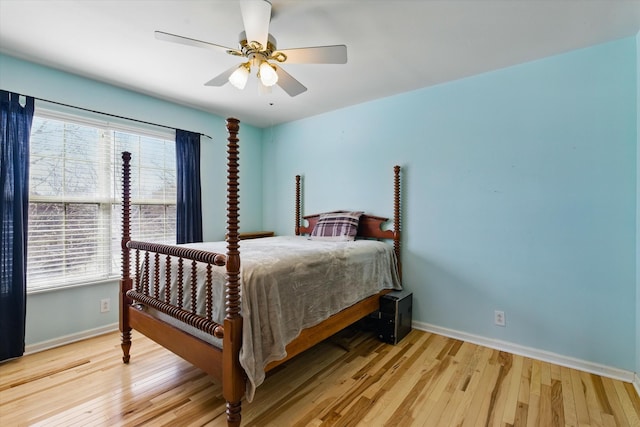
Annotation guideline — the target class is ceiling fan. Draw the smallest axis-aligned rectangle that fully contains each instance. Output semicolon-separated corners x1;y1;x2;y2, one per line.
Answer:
155;0;347;97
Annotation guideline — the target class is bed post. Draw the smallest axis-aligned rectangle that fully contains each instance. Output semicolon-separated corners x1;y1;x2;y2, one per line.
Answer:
295;175;301;236
393;165;402;279
223;118;244;427
120;151;132;363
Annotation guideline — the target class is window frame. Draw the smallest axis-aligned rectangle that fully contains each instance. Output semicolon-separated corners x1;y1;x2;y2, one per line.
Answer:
26;105;176;294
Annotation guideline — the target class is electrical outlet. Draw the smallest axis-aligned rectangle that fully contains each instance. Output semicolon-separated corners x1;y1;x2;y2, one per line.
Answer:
100;298;110;313
494;310;505;327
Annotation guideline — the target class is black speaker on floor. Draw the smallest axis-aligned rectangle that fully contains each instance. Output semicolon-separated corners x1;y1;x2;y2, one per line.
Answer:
376;290;412;345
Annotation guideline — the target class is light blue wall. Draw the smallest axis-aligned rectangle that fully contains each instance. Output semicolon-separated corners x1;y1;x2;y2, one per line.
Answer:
636;30;640;378
0;53;264;346
263;38;638;371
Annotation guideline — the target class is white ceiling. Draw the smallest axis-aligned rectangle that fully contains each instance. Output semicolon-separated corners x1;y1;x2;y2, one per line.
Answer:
1;0;639;128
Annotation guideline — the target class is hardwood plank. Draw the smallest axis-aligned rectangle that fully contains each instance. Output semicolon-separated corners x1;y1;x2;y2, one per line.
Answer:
551;378;566;426
423;342;479;426
591;373;615;417
2;328;639;427
502;354;524;425
446;346;495;427
483;351;514;427
625;383;640;418
612;380;640;427
570;368;592;426
526;360;542;427
403;355;456;425
539;383;554;427
460;349;501;427
358;332;443;425
601;376;633;427
519;358;532;406
561;366;579;426
581;371;604;427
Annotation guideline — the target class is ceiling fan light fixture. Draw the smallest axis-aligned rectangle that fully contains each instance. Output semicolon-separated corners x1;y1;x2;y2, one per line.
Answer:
156;0;343;97
258;61;278;87
228;62;250;89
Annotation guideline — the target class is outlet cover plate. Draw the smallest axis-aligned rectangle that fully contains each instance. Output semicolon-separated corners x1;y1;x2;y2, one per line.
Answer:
494;310;505;327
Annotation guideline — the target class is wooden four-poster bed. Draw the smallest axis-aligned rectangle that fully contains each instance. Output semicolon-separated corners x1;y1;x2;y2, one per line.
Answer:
119;118;402;426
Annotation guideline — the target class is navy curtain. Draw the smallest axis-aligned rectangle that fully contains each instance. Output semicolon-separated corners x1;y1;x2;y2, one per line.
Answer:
175;129;203;244
1;91;34;361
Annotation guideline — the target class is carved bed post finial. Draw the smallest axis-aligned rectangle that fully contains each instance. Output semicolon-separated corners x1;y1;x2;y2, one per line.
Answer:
393;165;402;280
295;175;301;235
223;118;244;427
120;151;132;363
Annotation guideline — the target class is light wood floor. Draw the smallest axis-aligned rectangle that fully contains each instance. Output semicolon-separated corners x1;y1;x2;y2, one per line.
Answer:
1;327;639;426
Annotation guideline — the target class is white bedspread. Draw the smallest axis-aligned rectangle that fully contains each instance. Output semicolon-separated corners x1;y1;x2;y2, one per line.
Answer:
156;236;401;400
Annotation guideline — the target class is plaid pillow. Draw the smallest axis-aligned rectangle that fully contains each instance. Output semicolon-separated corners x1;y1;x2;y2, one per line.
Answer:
309;211;363;241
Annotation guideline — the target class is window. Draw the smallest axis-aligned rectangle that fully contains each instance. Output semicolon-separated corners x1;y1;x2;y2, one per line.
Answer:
27;110;176;292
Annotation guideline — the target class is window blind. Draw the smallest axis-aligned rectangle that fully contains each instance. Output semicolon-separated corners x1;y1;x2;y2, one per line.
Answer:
27;112;175;291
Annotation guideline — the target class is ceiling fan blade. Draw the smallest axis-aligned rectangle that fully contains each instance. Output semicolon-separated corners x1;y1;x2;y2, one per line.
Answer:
155;31;236;55
258;80;273;95
204;65;238;86
239;0;271;49
274;66;307;97
277;45;347;64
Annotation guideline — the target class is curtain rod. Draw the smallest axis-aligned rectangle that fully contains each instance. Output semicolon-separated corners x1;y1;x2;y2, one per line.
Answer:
28;94;213;140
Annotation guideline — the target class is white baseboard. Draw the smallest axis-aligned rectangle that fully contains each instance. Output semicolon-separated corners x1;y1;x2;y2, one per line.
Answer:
25;323;119;355
412;321;637;385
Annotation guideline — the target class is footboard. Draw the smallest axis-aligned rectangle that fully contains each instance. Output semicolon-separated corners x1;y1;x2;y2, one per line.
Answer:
119;240;230;381
125;241;227;338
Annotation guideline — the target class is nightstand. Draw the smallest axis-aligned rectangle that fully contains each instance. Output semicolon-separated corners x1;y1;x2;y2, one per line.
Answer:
238;231;275;240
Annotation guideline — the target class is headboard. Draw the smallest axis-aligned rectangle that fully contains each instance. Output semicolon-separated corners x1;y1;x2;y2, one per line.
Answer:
294;166;401;276
298;213;394;240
